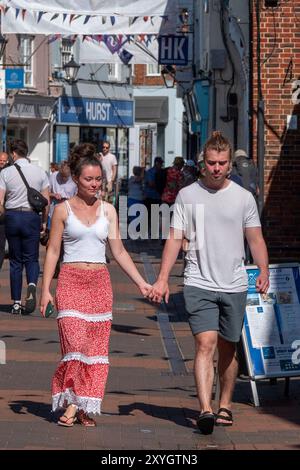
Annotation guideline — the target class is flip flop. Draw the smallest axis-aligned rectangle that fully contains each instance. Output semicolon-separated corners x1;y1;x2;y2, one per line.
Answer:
57;414;77;427
215;407;233;427
196;411;215;435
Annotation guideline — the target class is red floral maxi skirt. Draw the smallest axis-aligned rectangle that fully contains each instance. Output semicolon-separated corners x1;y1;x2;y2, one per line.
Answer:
52;265;113;415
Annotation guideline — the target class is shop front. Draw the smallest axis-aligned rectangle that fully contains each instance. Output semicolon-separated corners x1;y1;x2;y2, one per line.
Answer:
55;94;134;181
7;94;56;170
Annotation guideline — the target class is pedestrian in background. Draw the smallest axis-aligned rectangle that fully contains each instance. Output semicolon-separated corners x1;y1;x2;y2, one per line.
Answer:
0;152;9;272
231;149;259;197
127;166;145;226
149;131;269;435
181;159;198;188
40;143;152;427
0;152;9;171
98;141;118;203
49;160;77;225
0;140;49;315
161;156;184;206
144;156;164;234
47;160;77;277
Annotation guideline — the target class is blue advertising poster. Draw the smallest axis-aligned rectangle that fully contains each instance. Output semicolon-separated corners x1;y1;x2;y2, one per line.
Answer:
243;265;300;378
5;68;24;89
55;127;69;163
57;97;134;127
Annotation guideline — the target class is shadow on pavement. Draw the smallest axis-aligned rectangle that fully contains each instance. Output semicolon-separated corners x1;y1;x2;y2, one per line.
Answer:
0;304;12;314
118;402;197;429
9;400;54;423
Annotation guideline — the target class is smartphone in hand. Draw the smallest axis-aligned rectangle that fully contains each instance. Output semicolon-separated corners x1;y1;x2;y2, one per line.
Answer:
45;301;55;318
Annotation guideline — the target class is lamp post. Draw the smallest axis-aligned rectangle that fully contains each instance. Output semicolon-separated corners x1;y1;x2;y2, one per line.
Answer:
0;33;8;152
63;55;80;83
161;65;176;89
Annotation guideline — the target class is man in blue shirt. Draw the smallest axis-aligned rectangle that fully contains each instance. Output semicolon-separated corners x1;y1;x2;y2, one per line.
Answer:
144;157;163;235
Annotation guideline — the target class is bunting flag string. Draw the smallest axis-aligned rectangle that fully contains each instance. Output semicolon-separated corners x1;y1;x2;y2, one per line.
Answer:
79;33;159;65
1;3;189;35
0;1;176;17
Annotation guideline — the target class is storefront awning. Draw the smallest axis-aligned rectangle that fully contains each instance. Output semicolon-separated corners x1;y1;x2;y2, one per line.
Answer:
9;95;56;120
135;96;168;124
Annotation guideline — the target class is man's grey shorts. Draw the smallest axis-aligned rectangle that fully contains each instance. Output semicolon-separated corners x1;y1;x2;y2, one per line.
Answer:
183;285;248;343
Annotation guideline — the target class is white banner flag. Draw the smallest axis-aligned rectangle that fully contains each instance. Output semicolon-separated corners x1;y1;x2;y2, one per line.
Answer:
79;36;159;65
1;0;175;16
1;1;181;34
1;8;177;35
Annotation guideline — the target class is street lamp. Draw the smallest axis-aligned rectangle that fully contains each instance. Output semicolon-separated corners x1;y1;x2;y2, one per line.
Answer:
63;55;80;83
161;65;176;88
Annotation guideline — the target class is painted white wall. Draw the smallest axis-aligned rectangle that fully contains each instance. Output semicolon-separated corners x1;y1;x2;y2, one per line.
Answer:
27;120;51;171
131;86;184;172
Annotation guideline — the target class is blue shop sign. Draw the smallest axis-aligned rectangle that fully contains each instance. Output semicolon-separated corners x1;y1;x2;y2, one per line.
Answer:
58;96;134;127
5;68;24;89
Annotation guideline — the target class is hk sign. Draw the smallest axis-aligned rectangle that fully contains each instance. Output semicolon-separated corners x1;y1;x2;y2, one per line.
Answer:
158;35;189;66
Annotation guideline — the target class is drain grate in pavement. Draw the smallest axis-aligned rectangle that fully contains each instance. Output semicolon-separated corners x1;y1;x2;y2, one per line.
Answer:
141;252;188;376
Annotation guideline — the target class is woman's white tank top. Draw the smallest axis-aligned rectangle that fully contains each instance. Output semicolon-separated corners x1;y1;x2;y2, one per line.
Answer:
62;200;109;264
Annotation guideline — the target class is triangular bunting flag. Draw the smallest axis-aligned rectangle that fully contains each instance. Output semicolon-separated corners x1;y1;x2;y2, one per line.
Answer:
102;16;107;24
63;13;67;23
110;16;115;26
69;14;75;24
4;6;10;14
84;15;91;25
50;13;59;21
143;17;149;22
15;8;20;19
21;9;26;21
37;11;46;23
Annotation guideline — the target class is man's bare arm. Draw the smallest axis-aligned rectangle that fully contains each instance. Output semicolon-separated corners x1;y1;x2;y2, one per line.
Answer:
148;227;183;303
245;226;269;293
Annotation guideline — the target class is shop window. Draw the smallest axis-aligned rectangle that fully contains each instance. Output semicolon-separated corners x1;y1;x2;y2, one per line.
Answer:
108;64;121;81
61;38;74;68
20;36;34;87
146;64;162;76
7;125;27;145
117;128;128;179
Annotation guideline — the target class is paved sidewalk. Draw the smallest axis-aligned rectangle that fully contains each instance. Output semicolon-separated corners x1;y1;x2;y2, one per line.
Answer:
0;240;300;450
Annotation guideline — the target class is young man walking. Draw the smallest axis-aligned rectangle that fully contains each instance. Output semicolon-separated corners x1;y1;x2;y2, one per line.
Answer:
149;132;269;434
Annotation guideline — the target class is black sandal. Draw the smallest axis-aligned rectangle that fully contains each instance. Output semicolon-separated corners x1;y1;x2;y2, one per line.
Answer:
196;411;215;435
215;407;233;427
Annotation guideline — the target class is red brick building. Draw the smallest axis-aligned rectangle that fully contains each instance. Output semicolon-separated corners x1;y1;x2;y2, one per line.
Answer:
251;0;300;262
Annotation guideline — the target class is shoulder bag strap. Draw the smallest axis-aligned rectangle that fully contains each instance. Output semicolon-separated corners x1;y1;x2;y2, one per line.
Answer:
14;163;30;190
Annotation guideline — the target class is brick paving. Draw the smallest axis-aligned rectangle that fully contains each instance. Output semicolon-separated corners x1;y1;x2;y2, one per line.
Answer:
0;240;300;450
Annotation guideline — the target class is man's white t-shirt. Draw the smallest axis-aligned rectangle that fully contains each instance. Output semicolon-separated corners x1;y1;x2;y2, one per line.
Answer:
100;152;118;183
171;180;261;292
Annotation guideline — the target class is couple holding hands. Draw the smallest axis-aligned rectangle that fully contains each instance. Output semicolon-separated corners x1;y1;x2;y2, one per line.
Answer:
41;133;269;434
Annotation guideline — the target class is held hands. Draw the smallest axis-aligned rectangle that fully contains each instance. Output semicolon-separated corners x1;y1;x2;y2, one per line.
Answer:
40;292;54;317
147;279;170;304
138;280;170;304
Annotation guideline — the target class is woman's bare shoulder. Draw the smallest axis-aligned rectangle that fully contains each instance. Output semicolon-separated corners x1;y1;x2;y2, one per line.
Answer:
53;201;69;221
